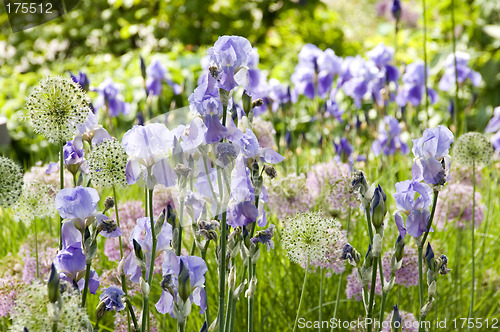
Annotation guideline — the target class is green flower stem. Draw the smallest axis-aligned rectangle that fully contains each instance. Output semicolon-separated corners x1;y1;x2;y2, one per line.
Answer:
293;259;310;332
230;292;237;332
178;320;186;332
318;268;324;332
422;0;429;124
367;258;379;332
330;271;344;332
81;262;91;307
225;286;234;332
59;141;64;250
122;275;139;331
113;186;124;258
177;199;184;256
141;268;148;332
451;0;461;134
218;210;228;332
144;189;156;332
248;261;254;332
468;162;476;330
378;257;388;332
34;217;39;279
201;248;211;328
417;191;439;332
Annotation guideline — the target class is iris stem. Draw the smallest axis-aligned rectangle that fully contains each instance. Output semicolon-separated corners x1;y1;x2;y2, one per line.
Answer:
422;0;429;125
177;199;184;256
202;248;211;328
318;268;324;332
293;259;309;332
378;257;388;332
59;141;64;250
218;211;228;332
144;189;156;332
367;257;379;332
34;218;39;279
365;206;374;244
178;319;186;332
417;190;439;332
330;271;344;332
468;161;476;330
122;275;139;331
81;262;91;307
451;0;461;134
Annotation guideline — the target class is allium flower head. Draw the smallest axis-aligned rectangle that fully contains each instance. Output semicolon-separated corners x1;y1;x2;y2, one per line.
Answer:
266;173;314;220
281;211;343;268
0;156;24;208
9;282;92;331
26;76;91;143
435;183;484;229
88;138;128;188
12;181;55;227
453;132;493;167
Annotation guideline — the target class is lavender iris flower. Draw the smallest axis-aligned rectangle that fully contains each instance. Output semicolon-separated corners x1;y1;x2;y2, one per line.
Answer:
250;224;275;251
393;179;433;238
366;43;399;83
268;78;291;111
207;35;253;91
371;115;409;156
123;217;173;282
333;137;353;163
99;286;125;311
227;156;259;227
46;138;89;175
188;76;227;144
395;62;438;107
232;129;284;164
146;59;182;96
70;71;90;91
122;123;177;189
54;242;100;293
339;56;383;107
75;110;112;146
317;49;342;98
94;78;130;117
155;250;208;317
411;126;454;185
56;186;122;245
438;52;481;91
485;106;500;133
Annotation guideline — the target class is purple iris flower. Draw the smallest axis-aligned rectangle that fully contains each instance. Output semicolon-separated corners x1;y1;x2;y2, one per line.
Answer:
438;52;481;91
123;217;173;283
75;110;112;145
122;123;177;189
94;78;130;117
188;76;227;144
146;59;182;96
268;78;291;111
56;186;123;245
250;224;275;251
393;179;433;238
411;126;454;185
246;48;267;96
395;62;438;107
339;56;383;107
155;250;208;317
317;49;342;98
70;71;90;91
232;129;284;164
371;115;409;156
366;43;399;83
333;137;353;162
46;138;90;175
207;35;253;91
485;106;500;133
54;242;100;293
100;286;125;311
492;131;500;153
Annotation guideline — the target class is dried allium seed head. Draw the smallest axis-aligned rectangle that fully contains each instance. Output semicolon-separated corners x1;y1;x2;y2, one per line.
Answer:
26;76;91;143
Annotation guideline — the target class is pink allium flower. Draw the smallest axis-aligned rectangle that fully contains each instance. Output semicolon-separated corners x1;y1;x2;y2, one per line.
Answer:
346;268;383;301
23;165;73;194
0;277;23;318
266;173;315;220
382;309;418;331
306;160;358;218
434;183;484;230
253;117;277;149
19;235;58;283
382;247;419;287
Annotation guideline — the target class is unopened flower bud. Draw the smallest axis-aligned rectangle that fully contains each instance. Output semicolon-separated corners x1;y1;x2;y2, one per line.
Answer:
47;263;60;304
242;91;252;116
340;243;361;266
140;277;150;296
391;305;402;330
424;243;435;271
228;265;236;290
103;196;115;213
370;184;387;230
96;301;107;321
245;276;258;299
263;165;277;179
251;99;264;109
161;273;175;296
167;204;176;229
394;235;405;262
140;56;147;81
178;260;191;302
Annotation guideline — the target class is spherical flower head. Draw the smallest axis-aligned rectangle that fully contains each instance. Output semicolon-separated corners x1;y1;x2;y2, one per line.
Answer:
88;138;128;188
12;181;56;227
9;282;92;331
266;173;314;220
26;76;91;143
0;156;24;208
282;211;343;269
0;277;24;318
252;117;277;149
453;132;494;167
382;248;419;287
435;183;484;229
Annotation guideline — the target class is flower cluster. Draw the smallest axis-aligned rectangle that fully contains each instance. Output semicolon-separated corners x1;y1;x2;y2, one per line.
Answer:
0;156;24;208
88;138;129;188
439;51;482;91
26;76;91;143
371;115;409;156
12;180;55;227
266;173;314;220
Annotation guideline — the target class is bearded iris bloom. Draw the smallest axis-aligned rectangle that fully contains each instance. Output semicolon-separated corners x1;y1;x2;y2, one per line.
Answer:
438;52;481;91
396;62;438;107
155;250;208;317
371;116;409;156
54;242;100;293
94;78;130;117
146;59;182;96
393;180;433;238
411;126;454;185
122;123;178;189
